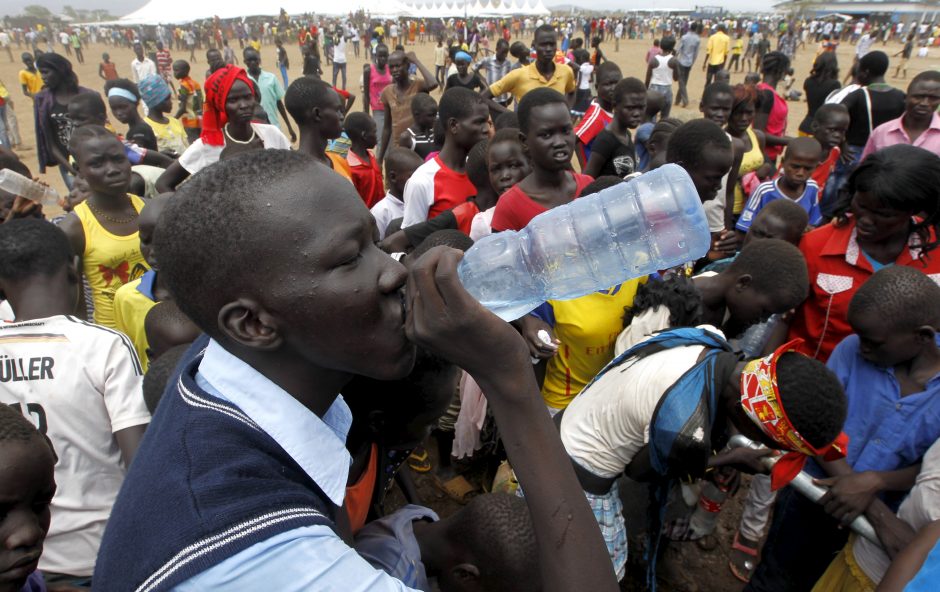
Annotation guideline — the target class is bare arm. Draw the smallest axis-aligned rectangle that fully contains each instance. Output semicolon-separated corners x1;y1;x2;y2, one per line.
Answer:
276;100;296;143
141;150;173;168
377;95;392;163
174;92;188;119
406;248;619;592
115;424;147;467
362;64;371;115
877;520;940;591
408;53;439;92
644;58;654;87
155;160;189;193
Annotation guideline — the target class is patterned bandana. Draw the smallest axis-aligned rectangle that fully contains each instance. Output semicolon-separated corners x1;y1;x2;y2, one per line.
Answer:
740;339;849;490
201;65;257;146
137;74;171;110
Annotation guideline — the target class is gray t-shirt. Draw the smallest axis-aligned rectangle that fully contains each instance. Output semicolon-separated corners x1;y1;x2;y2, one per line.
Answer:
677;32;701;67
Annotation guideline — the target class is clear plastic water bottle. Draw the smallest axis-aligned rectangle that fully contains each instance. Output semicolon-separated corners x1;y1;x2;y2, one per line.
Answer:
457;164;711;321
0;170;60;207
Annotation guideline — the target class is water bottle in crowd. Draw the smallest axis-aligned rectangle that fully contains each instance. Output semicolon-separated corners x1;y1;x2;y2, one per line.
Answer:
457;164;711;321
0;170;60;207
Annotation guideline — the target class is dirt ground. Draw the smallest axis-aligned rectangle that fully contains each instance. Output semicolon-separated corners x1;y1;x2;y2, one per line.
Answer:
0;28;931;591
0;30;933;199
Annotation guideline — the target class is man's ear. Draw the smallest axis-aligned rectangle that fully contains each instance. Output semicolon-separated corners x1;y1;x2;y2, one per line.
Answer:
218;298;283;350
916;325;937;344
734;273;753;292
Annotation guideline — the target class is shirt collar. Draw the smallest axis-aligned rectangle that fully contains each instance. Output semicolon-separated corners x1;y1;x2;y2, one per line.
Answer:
526;62;559;83
820;218;929;267
196;339;352;506
136;269;157;301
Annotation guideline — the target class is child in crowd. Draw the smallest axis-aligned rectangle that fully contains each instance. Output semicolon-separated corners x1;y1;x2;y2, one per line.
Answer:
445;51;485;93
95;150;619;591
737;138;824;235
345;112;384;207
0;218;149;587
397;92;439;160
172;59;203;143
584;77;645;178
285;77;352;180
748;266;940;592
143;299;200;363
113;196;169;372
666;119;735;207
492;88;594;232
99;52;118;81
644;117;682;172
808;103;849;207
571;49;593;116
574;61;622;166
372;148;424;240
104;78;159;151
633;89;665;171
138;75;189;158
355;494;540;592
0;404;57;592
558;317;848;580
58;126;150;328
401;87;488;228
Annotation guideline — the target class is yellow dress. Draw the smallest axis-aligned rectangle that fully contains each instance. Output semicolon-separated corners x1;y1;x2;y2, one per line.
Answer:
75;195;150;328
734;127;765;215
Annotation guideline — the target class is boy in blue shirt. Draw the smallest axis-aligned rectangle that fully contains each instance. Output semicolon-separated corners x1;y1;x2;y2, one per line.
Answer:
747;265;940;592
737;137;823;236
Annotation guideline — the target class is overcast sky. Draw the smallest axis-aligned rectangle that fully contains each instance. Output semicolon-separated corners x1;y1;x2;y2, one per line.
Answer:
5;0;771;18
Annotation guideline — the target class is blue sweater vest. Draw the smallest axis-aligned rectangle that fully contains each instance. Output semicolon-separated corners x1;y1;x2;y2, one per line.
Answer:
94;346;337;591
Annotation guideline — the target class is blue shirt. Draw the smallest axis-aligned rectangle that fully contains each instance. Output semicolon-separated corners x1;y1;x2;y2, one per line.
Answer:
813;334;940;502
736;178;822;233
355;505;439;591
173;339;419;591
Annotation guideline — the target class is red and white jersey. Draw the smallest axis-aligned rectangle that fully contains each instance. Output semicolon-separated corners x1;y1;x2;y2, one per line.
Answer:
0;315;149;576
401;156;477;228
575;100;613;161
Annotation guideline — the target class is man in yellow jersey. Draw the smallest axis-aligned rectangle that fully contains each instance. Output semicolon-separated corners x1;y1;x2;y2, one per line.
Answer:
704;24;731;87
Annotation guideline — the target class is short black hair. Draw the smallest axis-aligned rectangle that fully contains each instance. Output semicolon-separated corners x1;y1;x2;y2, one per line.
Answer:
813;102;848;124
660;36;677;53
412;230;473;259
494;111;519;131
838;145;940;255
666;119;731;169
580;175;623;197
438;87;485;130
595;61;622;81
754;198;809;240
509;41;528;59
849;266;940;331
760;51;790;76
0;218;73;281
104;77;141;102
517;87;566;134
726;238;808;311
490;127;523;148
650;117;683;138
409;92;437;118
775;353;847;449
0;403;47;445
343;111;374;139
910;70;940;90
384;147;423;177
858;50;889;77
534;24;555;40
171;59;190;75
612;77;647;105
69;91;107;118
154;150;322;335
242;46;260;59
702;81;733;105
285;77;336;124
142;343;189;415
450;494;538;592
627;275;703;329
466;139;491;192
144;300;200;360
0;152;32;178
783;137;822;161
68;124;119;161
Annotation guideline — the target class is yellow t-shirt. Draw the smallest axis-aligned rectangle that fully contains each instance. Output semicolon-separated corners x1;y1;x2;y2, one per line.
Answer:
488;62;577;105
19;69;43;95
249;39;262;52
706;32;731;66
145;115;190;156
75;194;150;328
113;272;159;372
541;278;647;410
732;39;744;55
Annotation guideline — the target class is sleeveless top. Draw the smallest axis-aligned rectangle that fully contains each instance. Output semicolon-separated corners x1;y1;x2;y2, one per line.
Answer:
369;63;392;112
756;81;788;160
650;54;673;86
407;127;437;159
734;127;765;214
74;194;149;328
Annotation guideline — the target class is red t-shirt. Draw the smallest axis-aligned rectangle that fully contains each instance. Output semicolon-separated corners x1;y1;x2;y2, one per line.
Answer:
574;101;613;162
787;218;940;362
491;173;594;232
348;150;385;208
401;156;478;227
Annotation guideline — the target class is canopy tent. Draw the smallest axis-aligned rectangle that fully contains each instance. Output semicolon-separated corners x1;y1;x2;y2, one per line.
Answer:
397;0;551;17
117;0;410;25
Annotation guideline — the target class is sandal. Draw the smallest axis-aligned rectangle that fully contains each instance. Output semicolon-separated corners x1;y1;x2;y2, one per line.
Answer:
729;531;760;583
432;474;477;504
407;446;432;473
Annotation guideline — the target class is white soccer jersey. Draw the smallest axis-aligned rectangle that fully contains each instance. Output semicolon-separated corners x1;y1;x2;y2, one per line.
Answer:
0;315;150;576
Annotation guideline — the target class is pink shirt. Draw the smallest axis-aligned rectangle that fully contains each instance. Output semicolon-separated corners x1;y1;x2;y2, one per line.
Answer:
861;112;940;161
369;63;392;112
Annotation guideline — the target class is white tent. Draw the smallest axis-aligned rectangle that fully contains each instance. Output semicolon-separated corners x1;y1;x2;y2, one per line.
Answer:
117;0;411;24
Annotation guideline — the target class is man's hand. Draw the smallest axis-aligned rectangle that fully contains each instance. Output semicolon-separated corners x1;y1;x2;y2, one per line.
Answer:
516;314;560;360
710;446;776;474
815;471;883;525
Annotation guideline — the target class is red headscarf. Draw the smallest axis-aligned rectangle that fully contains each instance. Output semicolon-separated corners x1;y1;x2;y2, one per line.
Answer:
201;65;257;146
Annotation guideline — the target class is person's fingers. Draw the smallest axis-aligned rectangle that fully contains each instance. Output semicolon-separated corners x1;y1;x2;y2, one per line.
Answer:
408;246;448;314
430;247;473;309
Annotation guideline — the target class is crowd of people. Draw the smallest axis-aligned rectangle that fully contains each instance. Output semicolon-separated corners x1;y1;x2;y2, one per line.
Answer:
0;9;939;592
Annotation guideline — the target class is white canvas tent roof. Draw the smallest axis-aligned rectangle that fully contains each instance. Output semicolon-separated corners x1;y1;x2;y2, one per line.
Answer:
398;0;550;17
117;0;410;24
